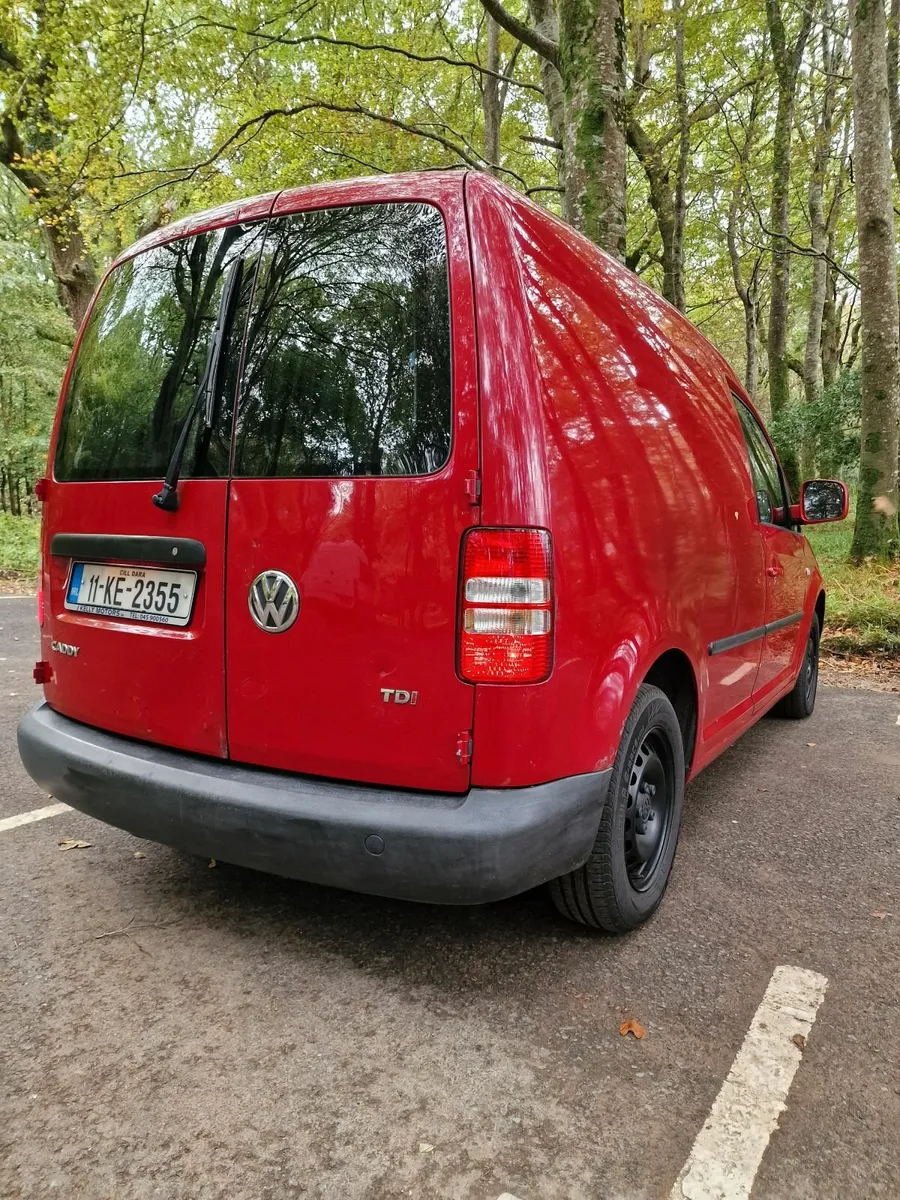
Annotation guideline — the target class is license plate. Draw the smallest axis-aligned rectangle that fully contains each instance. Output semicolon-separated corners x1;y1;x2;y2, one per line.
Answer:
64;562;197;627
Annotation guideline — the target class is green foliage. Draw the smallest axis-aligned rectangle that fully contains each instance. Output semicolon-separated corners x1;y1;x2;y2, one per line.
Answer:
770;369;861;481
0;512;40;575
0;176;72;508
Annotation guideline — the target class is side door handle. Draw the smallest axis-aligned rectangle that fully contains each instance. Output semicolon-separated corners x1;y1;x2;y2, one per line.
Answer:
766;563;784;577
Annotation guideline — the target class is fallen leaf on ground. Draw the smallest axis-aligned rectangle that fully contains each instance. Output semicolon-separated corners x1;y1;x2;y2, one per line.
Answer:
807;742;816;747
133;851;146;859
619;1018;646;1040
418;1143;434;1154
872;911;890;919
208;858;217;868
58;839;91;851
791;1033;806;1050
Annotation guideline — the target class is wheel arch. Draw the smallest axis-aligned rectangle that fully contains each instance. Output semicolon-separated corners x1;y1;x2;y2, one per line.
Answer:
642;648;698;776
815;589;826;631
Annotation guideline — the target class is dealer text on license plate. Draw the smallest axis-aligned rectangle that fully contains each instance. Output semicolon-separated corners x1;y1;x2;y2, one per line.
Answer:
64;562;197;626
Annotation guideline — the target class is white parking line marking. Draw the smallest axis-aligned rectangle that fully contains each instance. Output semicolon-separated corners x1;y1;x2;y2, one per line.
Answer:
670;964;827;1200
0;802;71;833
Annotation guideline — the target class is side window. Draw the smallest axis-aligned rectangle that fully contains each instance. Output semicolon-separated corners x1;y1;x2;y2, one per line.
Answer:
733;397;791;527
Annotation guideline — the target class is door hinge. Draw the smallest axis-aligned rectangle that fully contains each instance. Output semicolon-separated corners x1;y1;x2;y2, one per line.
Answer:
456;729;473;766
465;469;481;506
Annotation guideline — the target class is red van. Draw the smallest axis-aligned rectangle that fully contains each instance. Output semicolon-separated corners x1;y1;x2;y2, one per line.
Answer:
17;172;848;932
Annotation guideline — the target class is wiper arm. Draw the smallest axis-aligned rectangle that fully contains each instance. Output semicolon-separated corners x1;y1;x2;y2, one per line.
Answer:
153;256;244;512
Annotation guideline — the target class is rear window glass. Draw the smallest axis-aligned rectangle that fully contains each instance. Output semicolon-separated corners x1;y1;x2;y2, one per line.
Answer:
232;202;452;478
55;222;266;482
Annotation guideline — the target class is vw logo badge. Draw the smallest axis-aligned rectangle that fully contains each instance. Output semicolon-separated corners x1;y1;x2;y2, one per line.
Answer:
248;570;300;633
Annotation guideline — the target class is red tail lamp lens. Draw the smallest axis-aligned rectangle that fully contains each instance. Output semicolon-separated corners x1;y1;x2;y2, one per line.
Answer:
460;528;553;683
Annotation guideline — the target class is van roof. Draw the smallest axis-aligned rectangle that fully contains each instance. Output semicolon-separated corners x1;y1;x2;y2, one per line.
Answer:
115;169;471;268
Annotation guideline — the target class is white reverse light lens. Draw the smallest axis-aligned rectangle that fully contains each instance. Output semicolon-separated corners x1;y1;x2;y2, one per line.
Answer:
464;577;550;604
463;607;550;635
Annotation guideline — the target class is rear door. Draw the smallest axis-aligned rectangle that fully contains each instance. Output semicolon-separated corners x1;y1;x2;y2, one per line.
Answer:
42;214;270;756
224;184;479;791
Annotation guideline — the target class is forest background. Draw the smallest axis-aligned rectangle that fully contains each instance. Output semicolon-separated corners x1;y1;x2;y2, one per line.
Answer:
0;0;898;661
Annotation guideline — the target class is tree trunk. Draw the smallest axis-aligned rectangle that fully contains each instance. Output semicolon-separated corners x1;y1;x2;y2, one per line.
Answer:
888;0;900;182
483;16;502;171
764;0;813;480
527;0;571;218
557;0;627;258
726;219;762;409
725;79;763;408
802;6;839;479
626;121;678;302
480;0;626;256
672;0;689;313
850;0;900;561
821;268;841;389
44;221;97;328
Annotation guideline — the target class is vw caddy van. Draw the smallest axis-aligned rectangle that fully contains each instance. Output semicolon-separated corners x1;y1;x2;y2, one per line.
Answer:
18;171;848;932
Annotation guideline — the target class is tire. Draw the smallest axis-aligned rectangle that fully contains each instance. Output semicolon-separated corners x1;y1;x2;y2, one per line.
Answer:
549;684;685;933
771;613;820;719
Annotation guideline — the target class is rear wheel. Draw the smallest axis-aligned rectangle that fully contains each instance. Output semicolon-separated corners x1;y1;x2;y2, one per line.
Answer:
549;684;685;933
771;613;820;719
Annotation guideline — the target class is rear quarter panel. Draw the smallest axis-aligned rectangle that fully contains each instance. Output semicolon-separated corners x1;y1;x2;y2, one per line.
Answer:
466;176;765;787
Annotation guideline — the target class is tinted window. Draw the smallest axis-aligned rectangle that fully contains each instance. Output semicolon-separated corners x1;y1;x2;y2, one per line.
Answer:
733;398;790;526
55;223;267;482
233;203;451;478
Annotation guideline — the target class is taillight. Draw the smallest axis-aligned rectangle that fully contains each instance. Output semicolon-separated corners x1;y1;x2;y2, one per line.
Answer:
459;528;553;683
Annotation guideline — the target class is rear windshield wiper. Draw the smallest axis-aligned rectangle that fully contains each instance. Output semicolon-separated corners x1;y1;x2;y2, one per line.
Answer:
152;256;244;512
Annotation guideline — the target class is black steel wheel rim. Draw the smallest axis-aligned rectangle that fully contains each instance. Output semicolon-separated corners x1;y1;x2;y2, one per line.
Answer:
623;729;675;892
804;627;819;707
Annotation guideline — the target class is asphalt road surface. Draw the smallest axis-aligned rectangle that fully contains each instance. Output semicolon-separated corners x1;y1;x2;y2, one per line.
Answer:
1;594;898;1200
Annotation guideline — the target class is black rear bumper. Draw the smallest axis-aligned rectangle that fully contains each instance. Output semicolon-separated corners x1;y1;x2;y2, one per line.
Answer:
18;703;609;905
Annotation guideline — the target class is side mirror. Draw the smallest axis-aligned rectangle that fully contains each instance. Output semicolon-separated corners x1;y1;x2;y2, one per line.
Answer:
794;479;849;524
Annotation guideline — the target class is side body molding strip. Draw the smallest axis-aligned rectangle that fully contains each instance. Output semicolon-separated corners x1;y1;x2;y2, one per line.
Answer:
708;610;804;657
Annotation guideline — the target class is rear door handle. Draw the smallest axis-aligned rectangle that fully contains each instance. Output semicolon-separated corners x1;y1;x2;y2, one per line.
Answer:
766;564;784;577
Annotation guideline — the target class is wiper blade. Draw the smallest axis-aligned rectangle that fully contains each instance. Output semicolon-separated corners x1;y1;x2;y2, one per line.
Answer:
153;256;244;512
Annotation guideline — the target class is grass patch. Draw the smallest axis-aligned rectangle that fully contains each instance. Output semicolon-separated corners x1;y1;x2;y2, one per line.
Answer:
806;520;900;658
0;512;40;578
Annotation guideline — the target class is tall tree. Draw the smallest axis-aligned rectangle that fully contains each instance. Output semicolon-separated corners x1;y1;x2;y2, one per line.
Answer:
764;0;813;469
527;0;571;217
888;0;900;181
480;0;628;257
849;0;900;560
480;17;522;171
801;0;845;477
725;80;765;405
672;0;689;314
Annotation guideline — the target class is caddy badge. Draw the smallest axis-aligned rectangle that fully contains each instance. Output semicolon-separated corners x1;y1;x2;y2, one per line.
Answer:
248;570;300;633
50;639;80;658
